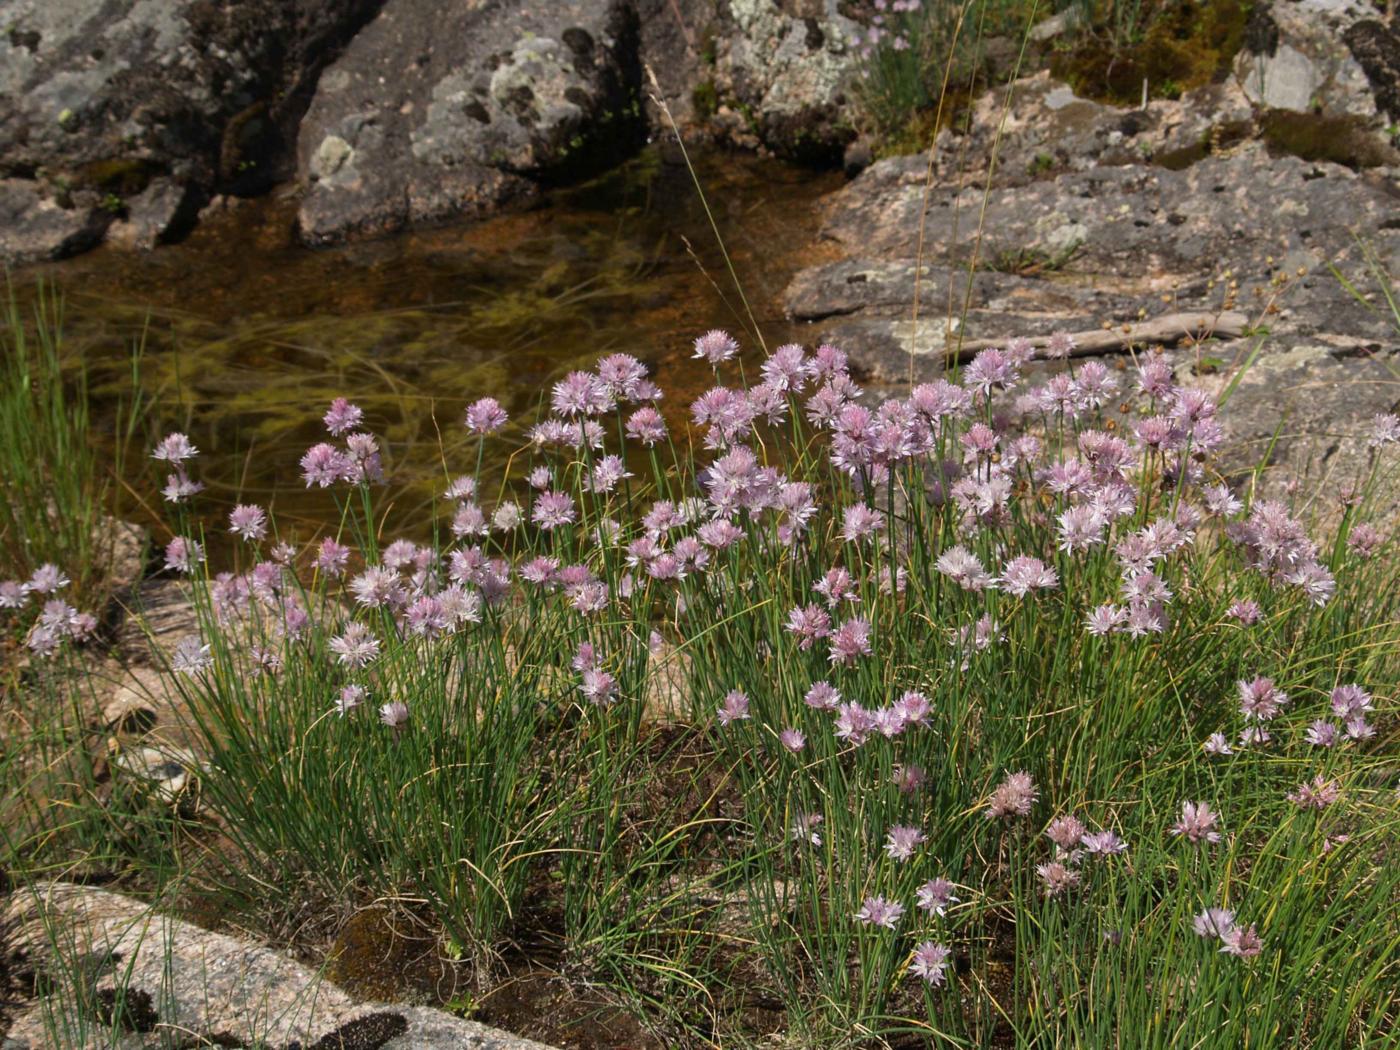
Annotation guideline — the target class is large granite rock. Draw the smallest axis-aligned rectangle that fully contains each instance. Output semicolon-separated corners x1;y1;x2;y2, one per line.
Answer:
0;179;110;267
707;0;862;163
790;142;1396;371
780;67;1399;508
0;0;382;264
3;882;559;1050
1236;0;1399;121
295;0;646;244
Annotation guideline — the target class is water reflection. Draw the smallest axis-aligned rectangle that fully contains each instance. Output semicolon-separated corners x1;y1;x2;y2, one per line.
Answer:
21;146;840;542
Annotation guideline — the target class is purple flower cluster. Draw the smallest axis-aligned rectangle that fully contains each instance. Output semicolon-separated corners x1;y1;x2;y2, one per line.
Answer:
1037;811;1128;896
1193;908;1264;958
1;563;97;655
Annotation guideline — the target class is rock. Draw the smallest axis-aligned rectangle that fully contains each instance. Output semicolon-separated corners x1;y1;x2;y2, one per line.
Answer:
104;180;198;251
842;135;874;178
778;63;1399;504
1201;343;1400;512
1235;0;1392;121
0;179;109;267
1029;8;1084;43
0;0;383;189
100;664;178;740
1344;19;1400;121
110;743;202;803
295;0;645;245
0;0;383;261
811;145;1397;298
3;883;560;1050
709;0;861;164
96;518;149;597
114;580;201;668
643;640;691;724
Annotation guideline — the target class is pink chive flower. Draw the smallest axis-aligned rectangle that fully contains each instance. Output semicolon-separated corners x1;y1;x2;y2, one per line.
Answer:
596;353;649;399
1346;523;1384;558
908;941;952;986
1036;861;1080;897
692;329;739;365
1288;775;1341;809
834;702;877;746
760;343;812;391
1238;725;1271;747
492;502;524;531
1344;716;1375;741
854;896;905;929
894;690;931;728
581;668;619;706
532;491;577;529
464;397;508;434
1043;330;1076;359
884;825;926;862
1368;412;1400;447
329;622;380;670
1046;815;1087;851
915;878;959;916
24;564;70;595
1221;924;1264;958
814;566;857;607
316;537;351;577
1085;604;1126;636
1202;732;1234;756
936;545;993;591
1081;829;1128;856
551;371;613;416
828;616;872;665
1227;600;1262;625
379;701;410;729
717;689;750;726
841;504;884;542
893;763;927;793
228;504;267;542
625;406;668;445
171;636;212;675
1305;720;1339;747
790;812;824;846
161;470;204;503
152;432;198;463
1237;676;1288;721
323;398;364;436
0;581;25;608
336;685;366;717
999;555;1058;597
1193;908;1236;939
986;771;1037;819
784;603;832;649
163;537;204;575
803;681;841;711
1170;801;1222;845
779;728;806;753
1057;504;1106;553
1329;684;1372;721
300;443;349;487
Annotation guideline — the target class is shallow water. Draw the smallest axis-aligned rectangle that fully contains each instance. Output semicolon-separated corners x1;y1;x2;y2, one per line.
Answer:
19;146;841;539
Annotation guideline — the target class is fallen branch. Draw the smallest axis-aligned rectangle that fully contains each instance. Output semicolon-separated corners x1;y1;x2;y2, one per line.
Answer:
950;310;1251;362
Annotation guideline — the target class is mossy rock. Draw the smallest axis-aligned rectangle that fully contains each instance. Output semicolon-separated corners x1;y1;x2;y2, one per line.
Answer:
692;79;720;119
324;907;416;1002
73;157;158;195
1051;0;1248;106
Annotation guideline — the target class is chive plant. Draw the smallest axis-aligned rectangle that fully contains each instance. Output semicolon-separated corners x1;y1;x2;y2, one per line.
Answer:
6;328;1396;1045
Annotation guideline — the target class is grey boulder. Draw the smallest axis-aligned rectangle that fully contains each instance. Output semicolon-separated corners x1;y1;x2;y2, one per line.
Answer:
296;0;646;245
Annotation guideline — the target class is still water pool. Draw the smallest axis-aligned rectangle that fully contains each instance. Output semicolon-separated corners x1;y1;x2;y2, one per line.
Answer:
20;146;840;539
